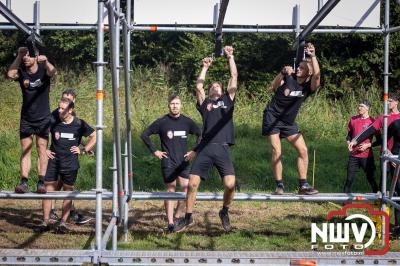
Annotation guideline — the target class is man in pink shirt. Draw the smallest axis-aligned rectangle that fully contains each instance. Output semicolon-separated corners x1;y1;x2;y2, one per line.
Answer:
344;100;379;193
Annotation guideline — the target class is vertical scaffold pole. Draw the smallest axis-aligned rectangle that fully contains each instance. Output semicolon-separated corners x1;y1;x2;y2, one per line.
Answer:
33;0;40;35
382;0;390;244
106;0;123;251
95;0;105;255
122;0;133;242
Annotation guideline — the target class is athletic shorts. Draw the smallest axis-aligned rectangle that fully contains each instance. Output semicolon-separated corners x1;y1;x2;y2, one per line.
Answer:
262;111;300;138
161;158;190;183
20;116;51;139
44;159;78;186
190;143;235;180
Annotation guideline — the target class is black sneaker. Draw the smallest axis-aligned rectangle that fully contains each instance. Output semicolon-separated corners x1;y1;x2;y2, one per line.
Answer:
174;217;194;232
70;210;92;225
299;183;319;195
36;221;50;233
49;209;59;222
167;223;174;233
273;184;284;195
36;180;46;194
56;221;69;234
15;180;29;193
219;209;232;232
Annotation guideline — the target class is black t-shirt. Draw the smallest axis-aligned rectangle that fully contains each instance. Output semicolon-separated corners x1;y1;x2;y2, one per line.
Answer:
49;116;94;171
141;114;201;166
388;119;400;155
196;92;235;146
264;74;313;124
17;64;51;122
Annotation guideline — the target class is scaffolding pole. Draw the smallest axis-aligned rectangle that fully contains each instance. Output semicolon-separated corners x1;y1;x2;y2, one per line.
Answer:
122;0;133;243
94;0;106;256
381;0;391;244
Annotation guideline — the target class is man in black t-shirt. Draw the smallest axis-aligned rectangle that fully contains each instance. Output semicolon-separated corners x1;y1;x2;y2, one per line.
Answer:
47;89;91;225
7;46;57;194
141;95;201;232
41;97;96;232
262;43;320;195
175;46;238;232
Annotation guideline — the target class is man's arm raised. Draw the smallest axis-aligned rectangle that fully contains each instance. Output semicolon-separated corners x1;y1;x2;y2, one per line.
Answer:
306;43;320;92
270;66;293;92
225;46;237;101
7;47;27;81
38;55;57;78
196;57;212;106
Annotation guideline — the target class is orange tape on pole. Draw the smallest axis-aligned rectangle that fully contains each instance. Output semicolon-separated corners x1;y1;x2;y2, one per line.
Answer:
96;90;104;101
384;93;389;101
149;26;157;32
118;191;124;197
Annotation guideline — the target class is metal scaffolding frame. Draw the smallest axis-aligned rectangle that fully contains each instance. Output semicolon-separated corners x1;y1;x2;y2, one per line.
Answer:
0;0;400;264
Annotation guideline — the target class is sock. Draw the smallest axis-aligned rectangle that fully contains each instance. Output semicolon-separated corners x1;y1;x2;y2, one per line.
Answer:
222;206;229;214
21;177;28;183
276;180;284;187
299;179;308;187
38;175;45;181
185;213;192;221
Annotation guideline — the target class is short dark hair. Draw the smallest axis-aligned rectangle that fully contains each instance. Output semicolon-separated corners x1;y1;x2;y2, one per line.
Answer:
390;92;400;101
60;97;75;110
208;81;223;91
359;99;371;108
62;88;77;99
168;94;180;103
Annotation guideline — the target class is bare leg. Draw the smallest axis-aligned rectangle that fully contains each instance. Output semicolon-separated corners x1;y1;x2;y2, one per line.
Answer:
36;136;48;177
186;175;201;214
43;182;57;222
61;183;74;222
286;134;308;180
175;176;189;219
164;180;177;225
222;175;235;208
267;134;283;181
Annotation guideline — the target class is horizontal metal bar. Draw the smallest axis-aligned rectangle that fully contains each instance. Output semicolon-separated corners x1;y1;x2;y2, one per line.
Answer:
131;26;383;34
1;249;400;266
383;154;400;165
387;25;400;33
382;197;400;210
102;217;117;249
0;24;98;30
0;249;95;265
0;24;383;34
0;191;384;202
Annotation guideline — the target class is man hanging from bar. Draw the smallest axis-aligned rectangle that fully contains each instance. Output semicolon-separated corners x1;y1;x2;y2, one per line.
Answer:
7;46;57;194
141;94;201;233
262;42;320;195
174;46;237;233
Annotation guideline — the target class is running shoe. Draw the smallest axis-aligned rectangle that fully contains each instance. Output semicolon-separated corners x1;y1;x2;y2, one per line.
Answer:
70;210;92;225
36;180;46;194
174;217;194;232
298;183;319;195
219;209;232;232
15;180;29;193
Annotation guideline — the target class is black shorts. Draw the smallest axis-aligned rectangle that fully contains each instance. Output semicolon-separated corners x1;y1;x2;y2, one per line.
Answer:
44;159;78;186
262;111;300;138
190;144;235;180
20;116;51;139
161;158;190;183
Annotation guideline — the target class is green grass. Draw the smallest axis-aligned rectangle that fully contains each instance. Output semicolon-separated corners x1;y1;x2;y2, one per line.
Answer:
1;68;397;252
0;68;383;192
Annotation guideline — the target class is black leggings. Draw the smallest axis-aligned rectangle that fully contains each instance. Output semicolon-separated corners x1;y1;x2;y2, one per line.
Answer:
344;156;378;193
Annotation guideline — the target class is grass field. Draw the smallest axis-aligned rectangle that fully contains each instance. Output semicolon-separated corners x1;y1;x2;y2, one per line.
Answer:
0;68;397;252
